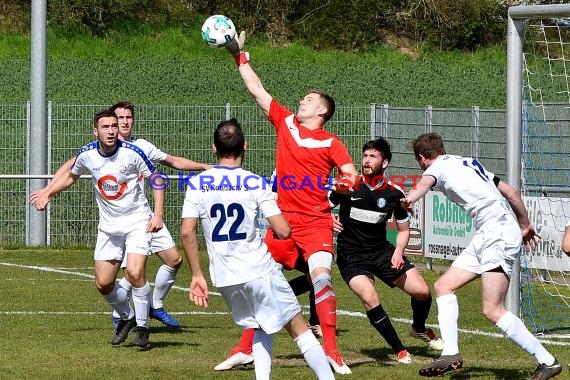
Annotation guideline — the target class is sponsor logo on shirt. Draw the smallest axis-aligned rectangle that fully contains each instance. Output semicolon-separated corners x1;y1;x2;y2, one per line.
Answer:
97;175;128;200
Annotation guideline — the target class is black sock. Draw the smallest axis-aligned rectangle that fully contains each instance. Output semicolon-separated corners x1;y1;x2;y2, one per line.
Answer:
366;304;405;353
288;274;311;296
411;294;432;332
308;287;319;326
288;274;319;325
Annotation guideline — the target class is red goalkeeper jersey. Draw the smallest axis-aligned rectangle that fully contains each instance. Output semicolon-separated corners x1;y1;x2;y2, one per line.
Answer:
268;99;353;216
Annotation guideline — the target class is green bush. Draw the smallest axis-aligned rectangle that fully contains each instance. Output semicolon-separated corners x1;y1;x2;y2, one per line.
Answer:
3;0;510;50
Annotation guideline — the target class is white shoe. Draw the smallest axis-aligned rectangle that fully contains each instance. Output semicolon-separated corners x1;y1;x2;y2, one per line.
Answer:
213;352;254;371
326;351;352;375
397;350;412;364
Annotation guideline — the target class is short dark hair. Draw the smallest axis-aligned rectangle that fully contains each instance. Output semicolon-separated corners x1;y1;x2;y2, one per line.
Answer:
214;118;245;158
362;137;392;162
308;89;335;122
110;100;135;119
93;109;117;128
412;133;446;160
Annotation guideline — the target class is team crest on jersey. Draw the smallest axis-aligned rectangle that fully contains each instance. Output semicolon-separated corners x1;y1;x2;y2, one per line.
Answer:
119;164;129;174
377;198;387;208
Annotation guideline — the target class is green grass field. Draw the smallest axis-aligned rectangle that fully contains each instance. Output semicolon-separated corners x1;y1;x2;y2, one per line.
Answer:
0;249;568;379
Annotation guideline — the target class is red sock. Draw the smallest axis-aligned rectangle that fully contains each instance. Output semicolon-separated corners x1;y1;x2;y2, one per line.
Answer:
315;291;338;353
229;328;255;355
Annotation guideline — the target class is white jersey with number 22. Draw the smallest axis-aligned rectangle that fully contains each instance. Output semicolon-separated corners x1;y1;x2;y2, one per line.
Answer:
181;166;281;287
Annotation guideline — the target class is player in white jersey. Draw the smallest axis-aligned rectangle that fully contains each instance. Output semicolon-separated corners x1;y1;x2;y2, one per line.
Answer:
401;133;562;379
30;100;211;329
180;118;334;380
30;109;165;349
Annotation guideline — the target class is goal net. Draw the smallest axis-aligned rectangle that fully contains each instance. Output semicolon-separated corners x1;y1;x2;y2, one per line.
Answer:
509;4;570;335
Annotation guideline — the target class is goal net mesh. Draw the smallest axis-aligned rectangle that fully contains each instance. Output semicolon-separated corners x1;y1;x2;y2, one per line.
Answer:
520;17;570;335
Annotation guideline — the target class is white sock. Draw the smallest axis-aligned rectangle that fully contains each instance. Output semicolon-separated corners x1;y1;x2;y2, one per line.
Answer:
103;282;134;320
132;282;150;328
437;294;460;356
295;330;335;380
252;329;273;380
112;278;133;319
152;264;178;309
496;311;555;365
119;277;132;294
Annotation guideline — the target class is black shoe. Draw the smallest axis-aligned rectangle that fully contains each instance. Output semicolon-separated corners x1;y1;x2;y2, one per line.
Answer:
530;358;562;380
111;317;136;345
419;354;464;377
133;326;150;349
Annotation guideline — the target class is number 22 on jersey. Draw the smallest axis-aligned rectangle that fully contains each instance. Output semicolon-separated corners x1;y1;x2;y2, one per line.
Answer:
210;203;247;242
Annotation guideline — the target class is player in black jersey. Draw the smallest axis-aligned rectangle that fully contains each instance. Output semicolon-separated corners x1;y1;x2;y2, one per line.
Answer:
330;137;443;364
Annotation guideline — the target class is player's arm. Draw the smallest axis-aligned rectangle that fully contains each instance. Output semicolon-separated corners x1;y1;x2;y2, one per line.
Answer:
400;175;436;211
266;213;291;240
392;220;410;270
562;224;570;257
147;172;165;233
338;162;358;190
226;31;273;116
29;156;74;203
30;170;80;211
496;180;540;250
161;154;213;171
180;217;209;307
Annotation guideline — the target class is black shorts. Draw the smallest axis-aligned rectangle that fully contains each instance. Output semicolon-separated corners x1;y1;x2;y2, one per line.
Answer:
336;246;415;288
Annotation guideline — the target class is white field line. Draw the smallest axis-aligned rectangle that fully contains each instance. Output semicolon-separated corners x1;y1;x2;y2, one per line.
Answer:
1;262;569;346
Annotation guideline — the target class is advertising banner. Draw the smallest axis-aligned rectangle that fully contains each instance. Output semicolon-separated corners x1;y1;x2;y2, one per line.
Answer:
523;196;570;271
424;191;475;260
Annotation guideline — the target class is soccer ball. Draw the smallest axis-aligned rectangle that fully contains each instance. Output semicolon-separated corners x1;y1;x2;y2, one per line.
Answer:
201;15;236;48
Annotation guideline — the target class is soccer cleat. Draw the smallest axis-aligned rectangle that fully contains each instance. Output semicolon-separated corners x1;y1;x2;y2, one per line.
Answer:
150;307;181;328
530;358;562;380
112;316;121;334
213;351;254;371
410;327;444;351
326;350;352;375
133;326;150;349
397;350;412;364
111;317;136;345
309;324;323;339
419;354;464;377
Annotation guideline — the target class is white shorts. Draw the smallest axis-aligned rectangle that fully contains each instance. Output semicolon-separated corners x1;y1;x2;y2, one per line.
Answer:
219;267;302;335
94;218;152;262
452;214;522;277
150;224;176;253
120;224;176;268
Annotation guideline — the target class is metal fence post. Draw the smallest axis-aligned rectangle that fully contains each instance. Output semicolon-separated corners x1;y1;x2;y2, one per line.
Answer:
27;0;48;246
425;106;433;133
381;104;389;139
471;106;480;159
369;103;377;139
225;103;231;120
424;105;433;270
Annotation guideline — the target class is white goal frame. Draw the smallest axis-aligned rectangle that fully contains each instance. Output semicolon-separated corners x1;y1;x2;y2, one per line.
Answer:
506;3;570;316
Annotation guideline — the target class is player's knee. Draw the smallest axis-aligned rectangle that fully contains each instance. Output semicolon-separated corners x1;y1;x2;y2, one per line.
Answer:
165;254;183;269
158;248;182;268
412;286;431;301
95;280;114;295
433;279;450;297
481;302;504;324
125;268;145;286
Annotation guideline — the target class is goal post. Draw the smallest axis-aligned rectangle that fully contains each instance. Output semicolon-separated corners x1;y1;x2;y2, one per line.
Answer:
506;4;570;333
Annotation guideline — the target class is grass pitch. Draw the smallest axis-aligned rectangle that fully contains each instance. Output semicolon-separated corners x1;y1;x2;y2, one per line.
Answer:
0;249;567;379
